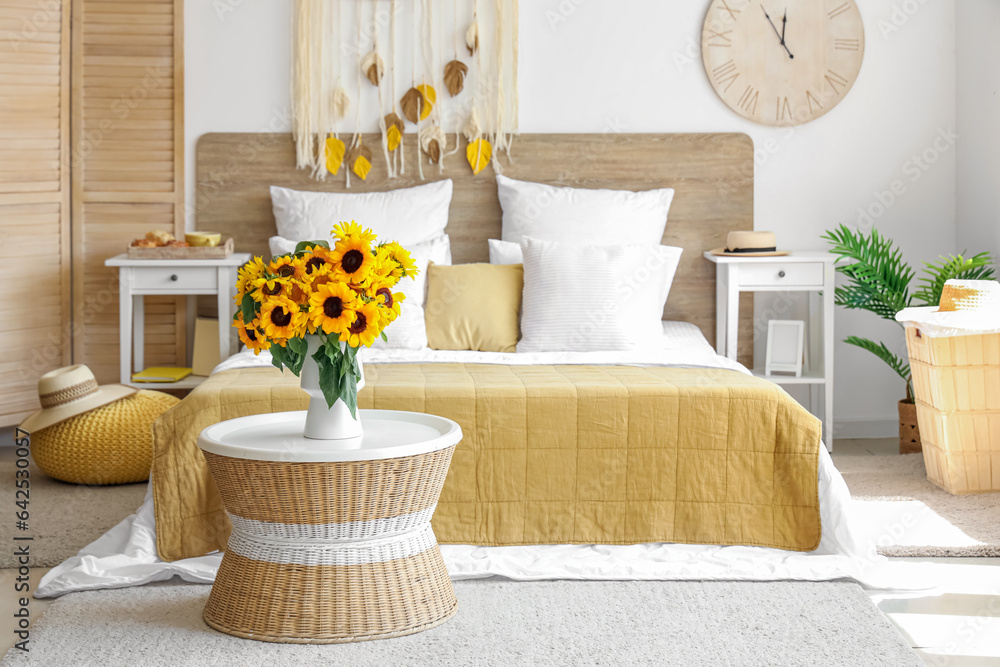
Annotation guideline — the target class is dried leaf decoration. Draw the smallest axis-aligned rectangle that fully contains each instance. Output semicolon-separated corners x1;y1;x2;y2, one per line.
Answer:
400;88;423;124
444;60;468;97
361;51;384;86
466;21;479;56
466;138;492;175
324;135;346;175
348;144;373;180
384;113;404;151
400;86;436;124
332;87;350;119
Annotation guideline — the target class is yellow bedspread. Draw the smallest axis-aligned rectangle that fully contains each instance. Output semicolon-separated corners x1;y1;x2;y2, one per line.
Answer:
152;364;821;561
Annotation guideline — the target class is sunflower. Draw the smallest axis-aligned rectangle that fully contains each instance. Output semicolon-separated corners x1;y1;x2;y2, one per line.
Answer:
235;315;271;355
332;220;377;246
268;255;306;281
374;286;405;322
340;301;382;348
300;245;333;276
259;295;306;341
249;275;296;302
378;241;419;282
303;262;335;291
307;282;358;335
330;236;376;285
235;256;268;303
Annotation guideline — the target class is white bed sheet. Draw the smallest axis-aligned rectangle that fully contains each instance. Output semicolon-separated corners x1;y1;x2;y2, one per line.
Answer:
36;323;904;598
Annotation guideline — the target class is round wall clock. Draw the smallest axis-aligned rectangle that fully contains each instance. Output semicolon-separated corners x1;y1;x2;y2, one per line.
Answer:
701;0;864;126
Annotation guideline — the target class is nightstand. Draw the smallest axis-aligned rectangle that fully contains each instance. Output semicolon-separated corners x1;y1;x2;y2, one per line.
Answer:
105;253;251;389
704;251;836;450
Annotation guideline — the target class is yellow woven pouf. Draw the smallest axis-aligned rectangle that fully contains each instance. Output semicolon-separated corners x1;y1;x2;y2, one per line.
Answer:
31;390;179;485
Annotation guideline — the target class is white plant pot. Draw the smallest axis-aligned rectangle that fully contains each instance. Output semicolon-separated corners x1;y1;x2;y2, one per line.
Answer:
300;335;365;443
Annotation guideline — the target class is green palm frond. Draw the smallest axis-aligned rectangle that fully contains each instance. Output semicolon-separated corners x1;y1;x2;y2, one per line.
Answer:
844;335;912;399
821;224;915;322
912;252;996;306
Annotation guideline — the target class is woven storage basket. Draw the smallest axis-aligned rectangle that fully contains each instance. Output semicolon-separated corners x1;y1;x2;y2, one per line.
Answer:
202;446;457;643
31;390;179;485
905;326;1000;494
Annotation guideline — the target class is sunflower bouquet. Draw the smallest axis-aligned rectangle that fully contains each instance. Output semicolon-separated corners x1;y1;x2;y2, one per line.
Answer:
233;221;417;416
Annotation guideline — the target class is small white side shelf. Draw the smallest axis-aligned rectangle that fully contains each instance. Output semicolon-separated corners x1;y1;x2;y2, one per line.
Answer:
704;251;836;451
105;253;251;389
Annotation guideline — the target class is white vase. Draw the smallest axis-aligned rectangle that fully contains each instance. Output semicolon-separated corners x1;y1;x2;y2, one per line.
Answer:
300;335;365;442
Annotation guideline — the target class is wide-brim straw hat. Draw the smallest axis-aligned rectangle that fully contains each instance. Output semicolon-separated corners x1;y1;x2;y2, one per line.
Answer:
895;279;1000;333
710;231;789;257
20;365;136;433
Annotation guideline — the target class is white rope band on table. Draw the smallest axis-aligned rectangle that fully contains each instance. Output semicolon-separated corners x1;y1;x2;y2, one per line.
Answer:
225;506;440;567
227;523;438;567
227;505;438;542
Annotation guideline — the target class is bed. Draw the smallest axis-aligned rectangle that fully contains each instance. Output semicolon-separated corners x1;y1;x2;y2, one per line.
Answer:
36;133;883;597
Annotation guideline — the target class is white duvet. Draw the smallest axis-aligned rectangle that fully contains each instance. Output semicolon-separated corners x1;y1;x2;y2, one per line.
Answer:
36;322;901;597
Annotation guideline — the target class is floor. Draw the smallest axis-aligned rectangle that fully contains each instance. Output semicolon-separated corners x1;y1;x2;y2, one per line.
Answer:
1;437;998;665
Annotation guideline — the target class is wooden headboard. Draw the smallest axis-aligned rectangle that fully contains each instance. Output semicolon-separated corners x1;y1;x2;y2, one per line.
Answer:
196;132;753;361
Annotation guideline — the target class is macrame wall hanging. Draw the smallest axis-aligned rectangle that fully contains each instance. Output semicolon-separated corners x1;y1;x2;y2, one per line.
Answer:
291;0;518;184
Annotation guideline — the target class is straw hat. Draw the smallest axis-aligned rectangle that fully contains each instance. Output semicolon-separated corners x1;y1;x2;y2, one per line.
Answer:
20;365;136;433
895;280;1000;333
710;231;789;257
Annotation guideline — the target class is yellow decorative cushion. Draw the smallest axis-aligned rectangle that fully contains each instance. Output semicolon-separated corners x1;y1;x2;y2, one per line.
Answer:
424;262;523;353
32;390;180;485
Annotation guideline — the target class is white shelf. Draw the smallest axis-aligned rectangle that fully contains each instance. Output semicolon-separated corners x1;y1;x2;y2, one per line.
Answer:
126;375;207;390
751;369;826;385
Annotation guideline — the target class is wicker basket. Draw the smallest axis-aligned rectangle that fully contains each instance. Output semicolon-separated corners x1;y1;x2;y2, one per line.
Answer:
905;326;1000;494
31;390;179;485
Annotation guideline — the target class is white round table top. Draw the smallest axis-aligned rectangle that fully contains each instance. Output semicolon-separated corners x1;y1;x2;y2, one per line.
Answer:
197;409;462;462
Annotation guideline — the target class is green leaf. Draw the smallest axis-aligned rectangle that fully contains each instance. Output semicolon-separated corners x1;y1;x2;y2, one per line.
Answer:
913;252;996;306
287;336;308;356
380;330;388;342
314;352;343;409
822;223;914;322
241;293;257;325
342;365;358;419
844;335;912;398
270;344;286;371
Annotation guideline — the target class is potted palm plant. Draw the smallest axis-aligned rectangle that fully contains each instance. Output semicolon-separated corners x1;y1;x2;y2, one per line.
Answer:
823;224;995;453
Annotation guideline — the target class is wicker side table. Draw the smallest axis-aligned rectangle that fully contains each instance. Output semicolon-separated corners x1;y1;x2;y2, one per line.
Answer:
197;409;462;643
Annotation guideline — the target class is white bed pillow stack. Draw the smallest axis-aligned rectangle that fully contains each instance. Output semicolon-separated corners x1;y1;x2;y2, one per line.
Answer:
268;181;454;350
516;237;682;353
493;175;680;352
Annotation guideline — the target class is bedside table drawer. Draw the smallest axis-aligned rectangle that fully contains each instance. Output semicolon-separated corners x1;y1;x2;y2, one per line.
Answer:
132;266;217;291
739;262;824;288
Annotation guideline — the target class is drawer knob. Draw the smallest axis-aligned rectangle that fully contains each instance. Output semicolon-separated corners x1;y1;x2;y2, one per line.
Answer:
170;274;178;282
778;270;786;278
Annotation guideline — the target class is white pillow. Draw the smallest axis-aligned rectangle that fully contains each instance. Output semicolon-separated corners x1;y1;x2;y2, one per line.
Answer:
488;238;522;265
497;175;674;245
270;180;453;247
267;234;452;350
517;237;683;353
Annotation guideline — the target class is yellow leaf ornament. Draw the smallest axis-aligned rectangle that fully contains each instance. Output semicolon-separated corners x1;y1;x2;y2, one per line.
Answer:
325;135;346;175
466;138;492;175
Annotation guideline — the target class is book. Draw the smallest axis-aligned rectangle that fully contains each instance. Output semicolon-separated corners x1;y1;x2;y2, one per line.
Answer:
131;367;192;383
191;317;221;377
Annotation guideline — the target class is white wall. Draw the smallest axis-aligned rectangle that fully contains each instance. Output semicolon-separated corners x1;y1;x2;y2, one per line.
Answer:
957;0;1000;262
186;0;958;436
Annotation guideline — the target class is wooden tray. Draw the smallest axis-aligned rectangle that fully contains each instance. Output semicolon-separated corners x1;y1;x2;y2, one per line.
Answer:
127;237;234;259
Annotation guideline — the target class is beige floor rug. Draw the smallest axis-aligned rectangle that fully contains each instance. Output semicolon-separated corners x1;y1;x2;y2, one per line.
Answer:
0;579;918;667
0;462;146;568
835;453;1000;557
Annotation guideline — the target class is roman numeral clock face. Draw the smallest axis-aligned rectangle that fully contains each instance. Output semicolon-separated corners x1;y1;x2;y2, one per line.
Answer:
702;0;864;126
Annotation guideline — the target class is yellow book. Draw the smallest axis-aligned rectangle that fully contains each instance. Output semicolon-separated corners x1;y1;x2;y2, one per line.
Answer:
131;367;192;383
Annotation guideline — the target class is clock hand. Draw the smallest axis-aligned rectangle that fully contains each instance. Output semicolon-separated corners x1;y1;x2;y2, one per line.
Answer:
761;5;794;59
781;9;787;45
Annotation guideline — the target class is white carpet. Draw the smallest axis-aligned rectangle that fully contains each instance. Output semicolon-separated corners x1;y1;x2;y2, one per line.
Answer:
2;579;919;666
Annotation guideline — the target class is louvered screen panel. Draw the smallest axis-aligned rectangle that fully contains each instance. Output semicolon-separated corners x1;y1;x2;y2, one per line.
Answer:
0;1;71;426
72;0;184;385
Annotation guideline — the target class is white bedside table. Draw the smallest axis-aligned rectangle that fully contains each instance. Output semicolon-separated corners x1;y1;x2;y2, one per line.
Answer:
105;253;251;389
704;251;836;450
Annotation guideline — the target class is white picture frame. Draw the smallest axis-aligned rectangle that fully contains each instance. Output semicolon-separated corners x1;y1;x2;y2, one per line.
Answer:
765;320;805;377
